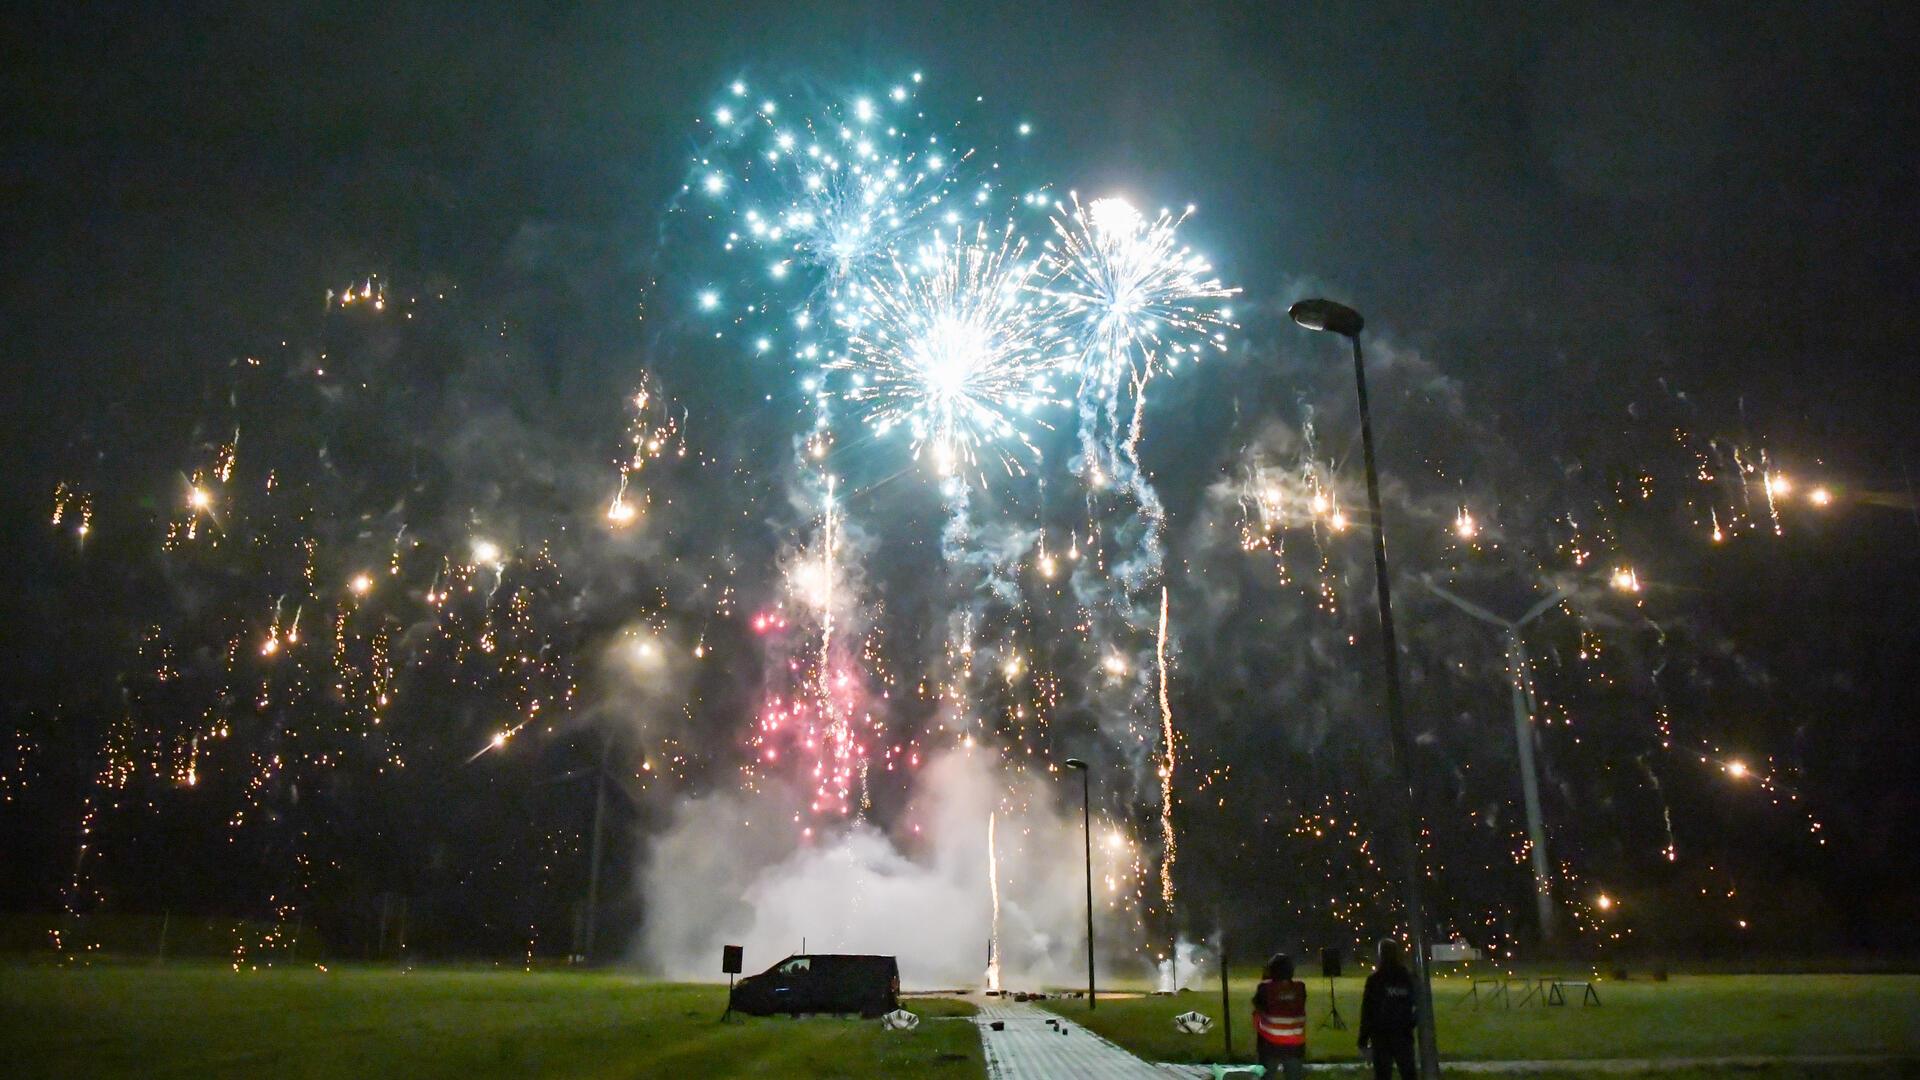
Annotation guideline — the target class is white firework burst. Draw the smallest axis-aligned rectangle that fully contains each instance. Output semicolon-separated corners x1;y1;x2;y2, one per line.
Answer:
831;223;1068;480
1043;194;1236;392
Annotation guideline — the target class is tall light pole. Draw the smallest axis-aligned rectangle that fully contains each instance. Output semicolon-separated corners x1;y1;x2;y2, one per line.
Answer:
1425;578;1569;942
1063;758;1096;1011
1288;299;1439;1080
580;725;617;963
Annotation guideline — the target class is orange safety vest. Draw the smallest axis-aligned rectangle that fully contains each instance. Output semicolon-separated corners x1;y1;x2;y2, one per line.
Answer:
1255;979;1307;1046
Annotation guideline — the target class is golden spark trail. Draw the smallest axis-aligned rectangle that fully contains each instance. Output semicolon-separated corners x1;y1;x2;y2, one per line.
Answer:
1157;585;1177;913
986;809;1002;992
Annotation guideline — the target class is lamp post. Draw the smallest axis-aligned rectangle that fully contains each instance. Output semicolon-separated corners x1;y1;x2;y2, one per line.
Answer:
580;725;617;963
1063;758;1096;1011
1424;578;1569;941
1288;298;1440;1080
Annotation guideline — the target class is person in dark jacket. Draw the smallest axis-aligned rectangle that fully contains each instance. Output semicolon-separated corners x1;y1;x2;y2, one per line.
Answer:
1251;953;1307;1080
1357;937;1417;1079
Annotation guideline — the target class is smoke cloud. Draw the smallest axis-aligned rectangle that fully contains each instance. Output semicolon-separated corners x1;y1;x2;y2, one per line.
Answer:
637;747;1131;989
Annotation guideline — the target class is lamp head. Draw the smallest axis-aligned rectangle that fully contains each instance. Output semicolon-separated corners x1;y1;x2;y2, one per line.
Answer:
1063;757;1088;771
1288;298;1364;337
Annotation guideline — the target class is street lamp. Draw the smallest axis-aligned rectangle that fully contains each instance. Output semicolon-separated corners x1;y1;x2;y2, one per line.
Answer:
1063;757;1096;1011
580;725;617;963
1424;578;1569;941
1288;298;1440;1080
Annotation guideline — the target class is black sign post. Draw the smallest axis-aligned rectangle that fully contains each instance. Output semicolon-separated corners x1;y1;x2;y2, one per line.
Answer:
1321;947;1346;1030
721;945;743;1022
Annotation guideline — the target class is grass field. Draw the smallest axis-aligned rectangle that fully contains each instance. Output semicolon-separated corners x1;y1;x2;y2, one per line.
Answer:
9;964;1918;1079
0;963;981;1079
1038;972;1920;1070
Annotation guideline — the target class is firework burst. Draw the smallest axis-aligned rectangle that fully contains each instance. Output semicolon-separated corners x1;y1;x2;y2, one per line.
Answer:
1042;194;1238;476
831;223;1067;479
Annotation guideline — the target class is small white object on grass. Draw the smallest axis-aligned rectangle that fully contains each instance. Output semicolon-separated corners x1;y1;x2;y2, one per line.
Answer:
881;1009;920;1030
1173;1010;1214;1034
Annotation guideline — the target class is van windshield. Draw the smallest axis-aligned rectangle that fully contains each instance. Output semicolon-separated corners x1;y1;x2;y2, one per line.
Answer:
776;957;811;976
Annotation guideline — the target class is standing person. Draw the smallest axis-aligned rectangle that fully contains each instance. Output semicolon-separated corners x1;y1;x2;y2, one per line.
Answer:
1252;953;1307;1080
1358;937;1418;1080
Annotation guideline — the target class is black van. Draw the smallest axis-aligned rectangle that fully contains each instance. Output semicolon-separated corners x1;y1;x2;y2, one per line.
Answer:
728;954;900;1017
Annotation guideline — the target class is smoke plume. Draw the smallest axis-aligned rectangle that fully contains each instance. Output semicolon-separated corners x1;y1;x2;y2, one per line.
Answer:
637;747;1126;989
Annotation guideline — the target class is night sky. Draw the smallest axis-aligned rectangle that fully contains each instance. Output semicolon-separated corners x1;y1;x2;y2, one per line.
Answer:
4;2;1919;964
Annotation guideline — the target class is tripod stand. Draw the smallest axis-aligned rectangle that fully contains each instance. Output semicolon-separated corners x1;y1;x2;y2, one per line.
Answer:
1322;976;1346;1030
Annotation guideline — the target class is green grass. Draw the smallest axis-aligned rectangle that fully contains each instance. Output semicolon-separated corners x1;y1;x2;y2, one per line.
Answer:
0;963;982;1079
11;965;1917;1079
1039;973;1920;1067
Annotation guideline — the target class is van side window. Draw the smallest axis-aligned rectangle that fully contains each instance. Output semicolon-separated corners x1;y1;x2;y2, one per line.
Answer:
778;957;811;976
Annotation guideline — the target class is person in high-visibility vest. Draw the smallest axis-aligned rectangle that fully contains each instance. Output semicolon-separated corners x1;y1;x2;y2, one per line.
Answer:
1252;953;1307;1080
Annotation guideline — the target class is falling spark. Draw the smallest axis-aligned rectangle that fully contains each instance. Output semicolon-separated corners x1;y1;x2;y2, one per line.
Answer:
1761;458;1786;535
